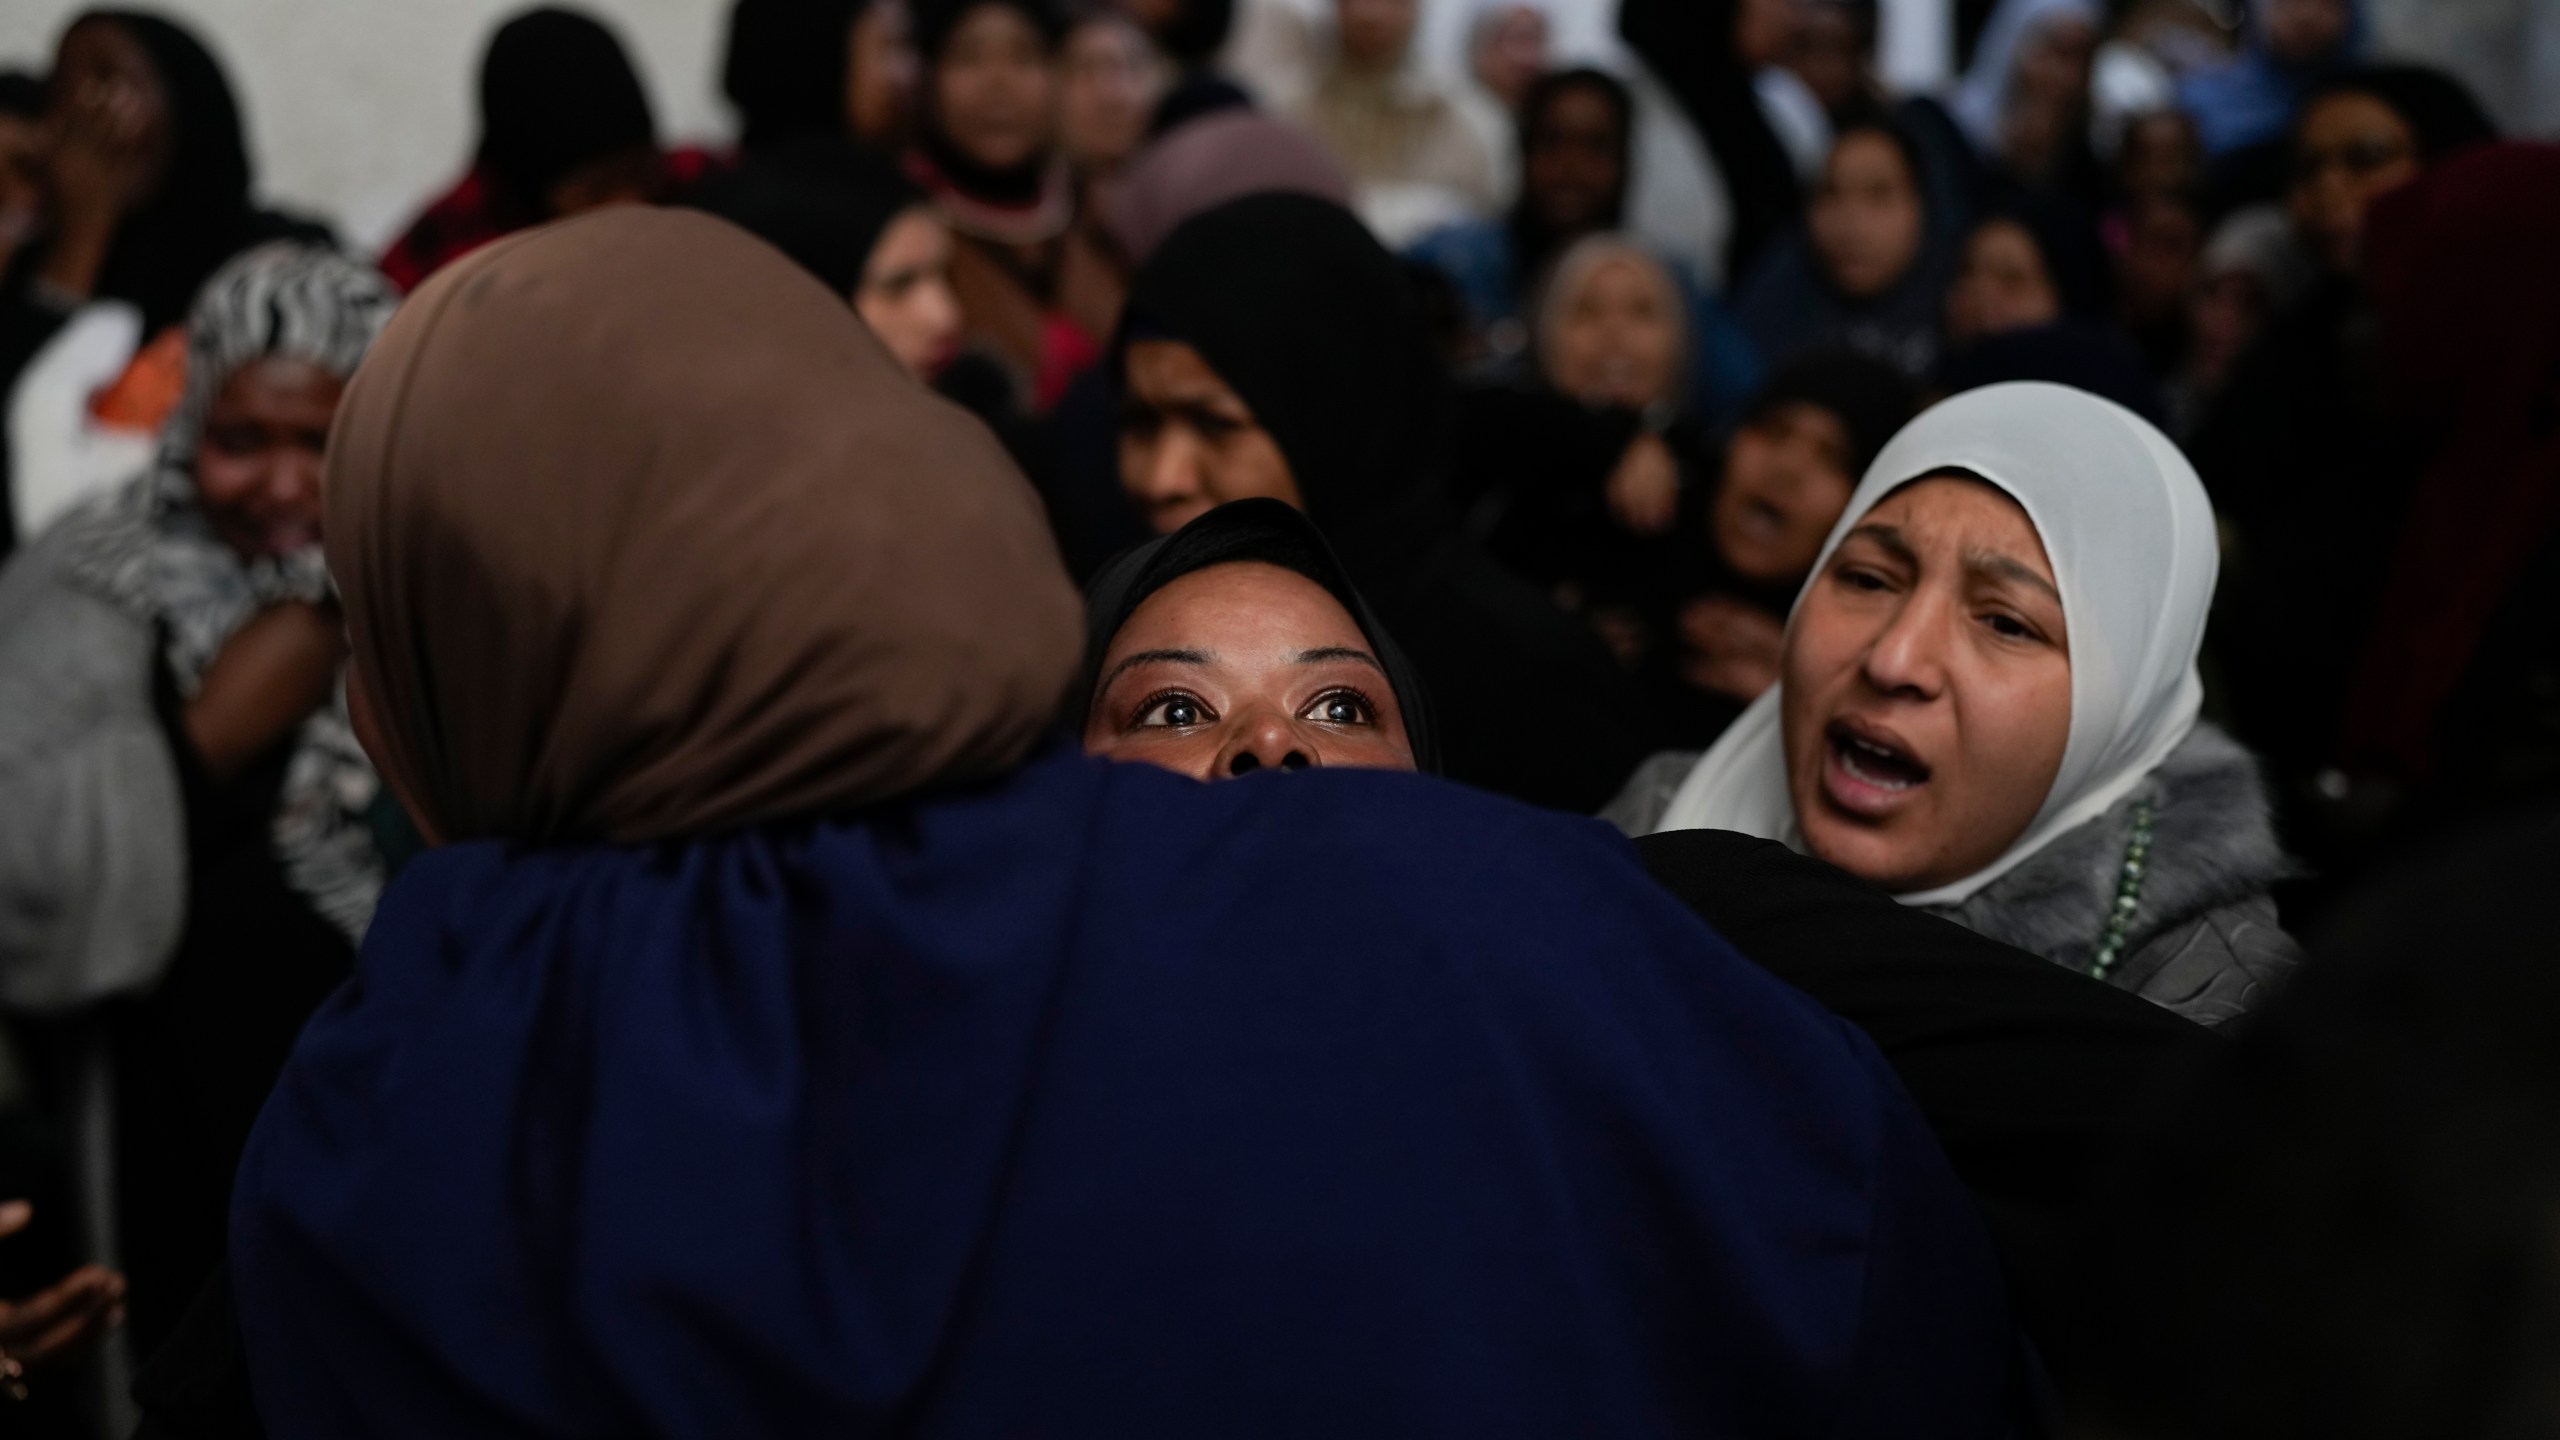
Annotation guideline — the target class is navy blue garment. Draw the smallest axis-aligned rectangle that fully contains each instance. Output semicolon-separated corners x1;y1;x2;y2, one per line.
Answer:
232;746;2020;1437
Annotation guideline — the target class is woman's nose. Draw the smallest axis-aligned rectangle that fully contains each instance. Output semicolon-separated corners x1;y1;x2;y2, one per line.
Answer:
1859;593;1949;700
1219;712;1313;777
270;449;324;506
1135;430;1202;506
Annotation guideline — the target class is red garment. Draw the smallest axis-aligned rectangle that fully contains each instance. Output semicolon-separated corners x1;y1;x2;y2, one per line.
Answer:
2337;144;2560;779
377;148;727;294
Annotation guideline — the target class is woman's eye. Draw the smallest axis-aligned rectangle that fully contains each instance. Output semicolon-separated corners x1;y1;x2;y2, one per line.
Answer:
1834;565;1892;593
1303;691;1374;726
1982;612;2035;641
1135;693;1212;728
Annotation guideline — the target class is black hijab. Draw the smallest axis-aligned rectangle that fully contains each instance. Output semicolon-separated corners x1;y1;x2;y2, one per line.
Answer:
0;70;41;117
723;0;870;152
1146;0;1234;67
1507;68;1634;301
1078;498;1441;772
2308;63;2497;163
72;11;298;331
691;138;924;295
1121;194;1660;813
1122;193;1451;544
1739;346;1919;482
477;8;658;219
1938;321;2167;426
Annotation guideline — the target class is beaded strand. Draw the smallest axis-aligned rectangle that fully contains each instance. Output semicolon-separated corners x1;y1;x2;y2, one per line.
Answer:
2089;801;2156;982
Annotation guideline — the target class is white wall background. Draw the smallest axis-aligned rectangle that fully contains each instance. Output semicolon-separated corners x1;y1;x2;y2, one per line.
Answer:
0;0;1712;252
0;0;1971;252
16;0;2532;257
0;0;743;251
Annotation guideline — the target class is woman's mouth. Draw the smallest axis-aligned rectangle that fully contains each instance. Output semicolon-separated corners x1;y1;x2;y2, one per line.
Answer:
1821;718;1930;819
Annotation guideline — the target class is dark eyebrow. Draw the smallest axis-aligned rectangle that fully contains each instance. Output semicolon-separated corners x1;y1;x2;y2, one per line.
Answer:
1098;647;1210;695
1294;646;1385;674
1970;550;2063;606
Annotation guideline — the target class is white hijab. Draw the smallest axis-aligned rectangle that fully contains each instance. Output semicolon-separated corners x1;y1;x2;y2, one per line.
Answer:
1950;0;2105;154
1652;381;2220;908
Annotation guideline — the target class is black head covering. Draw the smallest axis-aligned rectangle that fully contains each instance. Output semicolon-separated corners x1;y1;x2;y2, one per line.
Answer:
1936;320;2167;426
1971;192;2109;319
1148;74;1252;136
1740;348;1919;479
1078;498;1441;772
915;0;1065;60
722;0;868;151
1122;193;1452;541
2309;63;2497;162
690;138;925;295
1508;67;1635;294
477;8;658;217
0;70;42;117
69;11;263;330
1146;0;1234;66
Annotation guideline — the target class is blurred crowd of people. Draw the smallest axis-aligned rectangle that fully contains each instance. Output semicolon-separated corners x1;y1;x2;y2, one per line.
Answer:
0;0;2554;1436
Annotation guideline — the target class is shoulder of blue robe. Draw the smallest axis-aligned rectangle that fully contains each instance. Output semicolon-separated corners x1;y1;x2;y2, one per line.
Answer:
231;744;2023;1438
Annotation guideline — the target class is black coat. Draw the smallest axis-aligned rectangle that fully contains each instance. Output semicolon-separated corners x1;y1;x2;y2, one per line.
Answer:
1635;827;2222;1360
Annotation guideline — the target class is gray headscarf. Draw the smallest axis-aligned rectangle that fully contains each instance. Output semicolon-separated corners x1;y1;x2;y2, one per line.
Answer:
53;242;402;939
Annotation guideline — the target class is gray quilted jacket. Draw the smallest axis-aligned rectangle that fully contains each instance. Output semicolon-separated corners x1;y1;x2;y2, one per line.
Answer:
1604;723;2301;1028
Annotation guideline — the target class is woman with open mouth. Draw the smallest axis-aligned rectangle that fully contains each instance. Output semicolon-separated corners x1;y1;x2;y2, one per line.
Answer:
1618;380;2301;1028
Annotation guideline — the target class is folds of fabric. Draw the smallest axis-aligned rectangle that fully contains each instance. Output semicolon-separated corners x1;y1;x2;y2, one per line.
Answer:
323;209;1082;846
234;747;2022;1437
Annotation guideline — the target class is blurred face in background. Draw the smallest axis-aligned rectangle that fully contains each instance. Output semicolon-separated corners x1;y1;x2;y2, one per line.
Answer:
1945;218;2061;344
1811;128;1925;299
1120;339;1302;532
48;18;174;196
2288;90;2418;272
1520;81;1626;238
1085;560;1417;780
1780;475;2072;893
1998;12;2097;179
2116;194;2200;331
1543;251;1684;409
1715;401;1857;583
932;3;1059;173
2263;0;2351;65
1472;5;1550;110
1336;0;1418;68
2009;12;2097;117
194;358;344;562
1735;0;1795;70
1060;12;1164;177
857;206;963;378
2118;108;2202;203
847;0;918;146
1787;0;1872;117
2187;268;2270;391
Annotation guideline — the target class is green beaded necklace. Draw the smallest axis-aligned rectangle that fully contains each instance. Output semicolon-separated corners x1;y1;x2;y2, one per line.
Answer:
2088;802;2156;982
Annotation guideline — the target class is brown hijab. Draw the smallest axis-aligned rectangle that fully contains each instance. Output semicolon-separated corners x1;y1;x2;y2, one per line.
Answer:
326;207;1082;845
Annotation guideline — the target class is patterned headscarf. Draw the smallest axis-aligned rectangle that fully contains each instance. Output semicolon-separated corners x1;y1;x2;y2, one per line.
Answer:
58;243;402;938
